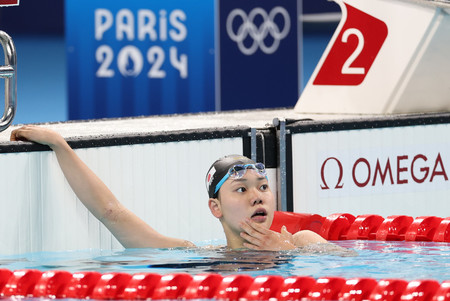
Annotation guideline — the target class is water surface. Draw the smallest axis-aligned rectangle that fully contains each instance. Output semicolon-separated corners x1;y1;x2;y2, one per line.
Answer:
0;240;449;281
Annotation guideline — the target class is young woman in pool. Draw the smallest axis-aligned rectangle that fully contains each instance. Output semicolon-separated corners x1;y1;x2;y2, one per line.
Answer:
10;125;328;251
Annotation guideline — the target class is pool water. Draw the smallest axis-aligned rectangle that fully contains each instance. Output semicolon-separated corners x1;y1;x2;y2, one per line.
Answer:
0;240;449;282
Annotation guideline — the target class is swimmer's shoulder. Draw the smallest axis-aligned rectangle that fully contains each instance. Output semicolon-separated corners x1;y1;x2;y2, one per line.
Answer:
293;230;328;246
293;230;358;256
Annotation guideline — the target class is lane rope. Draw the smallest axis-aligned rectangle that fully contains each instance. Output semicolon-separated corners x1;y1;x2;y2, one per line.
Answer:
270;212;450;242
0;269;449;300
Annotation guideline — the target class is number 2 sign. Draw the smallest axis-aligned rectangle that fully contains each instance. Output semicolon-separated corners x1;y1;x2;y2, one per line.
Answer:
313;3;388;86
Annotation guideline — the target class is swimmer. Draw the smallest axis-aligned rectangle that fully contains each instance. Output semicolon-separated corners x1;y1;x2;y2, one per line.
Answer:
10;125;329;251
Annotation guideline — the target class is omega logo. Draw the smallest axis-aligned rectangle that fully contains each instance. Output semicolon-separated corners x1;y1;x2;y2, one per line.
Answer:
320;157;344;189
320;153;448;190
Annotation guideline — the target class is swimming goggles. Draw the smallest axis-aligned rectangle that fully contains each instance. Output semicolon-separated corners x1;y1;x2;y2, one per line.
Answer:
214;163;267;195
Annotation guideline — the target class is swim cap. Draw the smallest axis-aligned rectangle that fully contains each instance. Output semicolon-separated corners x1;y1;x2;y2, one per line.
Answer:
205;154;255;198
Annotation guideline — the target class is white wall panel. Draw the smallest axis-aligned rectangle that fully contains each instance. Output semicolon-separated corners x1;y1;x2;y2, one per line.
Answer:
0;137;243;255
292;124;450;217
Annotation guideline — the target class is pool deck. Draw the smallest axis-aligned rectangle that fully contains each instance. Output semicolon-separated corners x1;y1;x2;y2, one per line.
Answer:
0;109;373;143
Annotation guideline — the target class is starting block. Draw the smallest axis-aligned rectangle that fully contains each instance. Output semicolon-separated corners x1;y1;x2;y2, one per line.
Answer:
296;0;450;114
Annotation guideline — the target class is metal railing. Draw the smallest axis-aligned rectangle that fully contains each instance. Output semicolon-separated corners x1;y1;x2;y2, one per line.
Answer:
0;30;16;132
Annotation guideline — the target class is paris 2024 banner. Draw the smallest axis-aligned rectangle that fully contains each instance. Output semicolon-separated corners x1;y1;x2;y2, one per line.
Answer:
66;0;301;119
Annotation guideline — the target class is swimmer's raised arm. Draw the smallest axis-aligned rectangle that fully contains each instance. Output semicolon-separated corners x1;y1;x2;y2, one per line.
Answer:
10;125;194;249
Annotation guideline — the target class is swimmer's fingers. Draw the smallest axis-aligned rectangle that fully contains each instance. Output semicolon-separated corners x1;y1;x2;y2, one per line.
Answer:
280;226;294;241
240;232;263;249
239;219;265;243
241;218;270;234
10;126;34;141
240;219;274;249
242;241;262;250
240;219;296;251
10;126;63;148
242;228;295;251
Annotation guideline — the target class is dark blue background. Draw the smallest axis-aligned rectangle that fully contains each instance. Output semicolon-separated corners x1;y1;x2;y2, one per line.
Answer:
218;0;300;110
0;0;339;36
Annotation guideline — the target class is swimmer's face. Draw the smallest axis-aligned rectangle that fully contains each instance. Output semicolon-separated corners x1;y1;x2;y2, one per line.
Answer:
212;169;275;236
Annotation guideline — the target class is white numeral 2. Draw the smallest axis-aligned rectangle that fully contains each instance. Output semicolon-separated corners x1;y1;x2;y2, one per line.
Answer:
96;45;115;77
341;28;365;75
147;46;166;78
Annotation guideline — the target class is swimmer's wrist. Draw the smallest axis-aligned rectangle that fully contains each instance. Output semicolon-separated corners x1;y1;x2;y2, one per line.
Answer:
48;135;70;151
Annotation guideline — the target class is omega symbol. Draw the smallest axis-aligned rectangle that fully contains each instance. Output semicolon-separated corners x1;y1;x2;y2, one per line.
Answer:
226;7;290;56
320;157;344;190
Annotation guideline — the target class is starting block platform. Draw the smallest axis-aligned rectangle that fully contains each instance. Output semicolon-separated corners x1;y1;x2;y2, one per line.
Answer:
296;0;450;114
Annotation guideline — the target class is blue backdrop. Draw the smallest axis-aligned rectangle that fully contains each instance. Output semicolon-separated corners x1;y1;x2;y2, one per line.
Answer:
217;0;301;110
66;0;300;120
66;0;215;119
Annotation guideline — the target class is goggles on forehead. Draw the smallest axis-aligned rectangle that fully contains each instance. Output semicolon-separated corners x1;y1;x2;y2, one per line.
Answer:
214;163;267;195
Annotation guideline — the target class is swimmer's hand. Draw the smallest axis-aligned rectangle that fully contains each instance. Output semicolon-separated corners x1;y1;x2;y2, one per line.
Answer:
10;125;65;149
240;218;330;251
240;218;296;251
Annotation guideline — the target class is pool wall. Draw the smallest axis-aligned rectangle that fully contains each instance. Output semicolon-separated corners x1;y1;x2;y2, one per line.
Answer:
1;112;450;254
0;124;280;255
290;114;450;217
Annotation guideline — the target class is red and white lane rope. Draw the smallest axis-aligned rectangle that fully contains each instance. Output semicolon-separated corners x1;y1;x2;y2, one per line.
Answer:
270;212;450;242
0;269;449;300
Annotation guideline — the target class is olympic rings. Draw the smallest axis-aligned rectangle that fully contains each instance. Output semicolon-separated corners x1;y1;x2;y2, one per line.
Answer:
226;6;291;55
